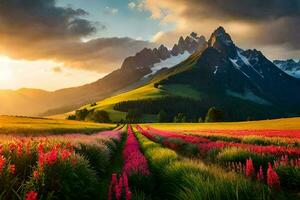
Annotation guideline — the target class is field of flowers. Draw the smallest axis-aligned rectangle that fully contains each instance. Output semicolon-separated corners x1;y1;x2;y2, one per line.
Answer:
1;121;300;199
137;125;300;194
0;129;123;200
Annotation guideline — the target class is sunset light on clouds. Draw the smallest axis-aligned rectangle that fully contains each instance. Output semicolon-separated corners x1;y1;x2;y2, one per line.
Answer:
0;0;299;91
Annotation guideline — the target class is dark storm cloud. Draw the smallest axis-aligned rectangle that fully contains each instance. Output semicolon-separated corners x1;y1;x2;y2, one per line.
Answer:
0;0;153;72
184;0;300;21
0;0;97;39
189;0;300;49
145;0;300;56
193;0;300;49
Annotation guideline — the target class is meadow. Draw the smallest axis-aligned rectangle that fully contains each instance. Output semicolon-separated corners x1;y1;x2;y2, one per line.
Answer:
0;117;299;199
0;116;115;135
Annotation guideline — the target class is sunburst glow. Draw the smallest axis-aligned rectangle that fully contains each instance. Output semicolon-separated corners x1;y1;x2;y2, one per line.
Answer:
0;57;13;82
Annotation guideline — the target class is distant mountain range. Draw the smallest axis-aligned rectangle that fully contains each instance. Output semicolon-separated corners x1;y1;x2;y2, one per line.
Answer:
273;59;300;78
0;32;206;116
75;27;300;122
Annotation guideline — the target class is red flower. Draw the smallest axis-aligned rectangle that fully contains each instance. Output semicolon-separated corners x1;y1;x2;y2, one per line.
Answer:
33;170;39;180
245;158;255;177
25;191;38;200
0;155;6;173
267;163;280;189
46;148;58;165
17;142;23;157
9;164;16;174
61;149;72;161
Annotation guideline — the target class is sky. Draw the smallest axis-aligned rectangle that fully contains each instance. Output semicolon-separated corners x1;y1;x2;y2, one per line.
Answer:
0;0;299;91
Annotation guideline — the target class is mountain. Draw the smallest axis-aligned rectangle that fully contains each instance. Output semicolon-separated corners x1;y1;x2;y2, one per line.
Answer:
0;33;206;116
77;27;300;122
120;32;206;75
159;27;300;109
273;59;300;78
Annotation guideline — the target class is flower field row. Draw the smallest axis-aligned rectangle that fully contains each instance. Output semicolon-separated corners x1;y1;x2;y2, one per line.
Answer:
108;125;151;200
0;130;123;200
133;126;273;200
145;126;300;147
178;128;300;147
137;126;300;191
141;126;300;157
186;129;300;139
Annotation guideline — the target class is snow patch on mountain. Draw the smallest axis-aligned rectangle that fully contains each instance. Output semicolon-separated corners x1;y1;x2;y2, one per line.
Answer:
273;60;300;78
213;66;219;75
226;89;271;105
144;51;191;78
237;51;264;78
229;58;250;78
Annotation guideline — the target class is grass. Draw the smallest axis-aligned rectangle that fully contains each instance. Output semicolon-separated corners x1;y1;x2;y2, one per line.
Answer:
0;115;115;135
142;117;300;130
133;126;272;200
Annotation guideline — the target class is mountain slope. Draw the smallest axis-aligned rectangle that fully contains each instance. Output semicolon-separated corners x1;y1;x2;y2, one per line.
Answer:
0;33;206;116
77;27;300;122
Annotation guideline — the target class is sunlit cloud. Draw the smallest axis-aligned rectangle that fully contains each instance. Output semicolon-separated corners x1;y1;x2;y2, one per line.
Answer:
139;0;300;59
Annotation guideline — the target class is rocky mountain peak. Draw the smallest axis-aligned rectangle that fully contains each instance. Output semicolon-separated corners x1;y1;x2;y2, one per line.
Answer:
121;32;207;70
208;26;237;58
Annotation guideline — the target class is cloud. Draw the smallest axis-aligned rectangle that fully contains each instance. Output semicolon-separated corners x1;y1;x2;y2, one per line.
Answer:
104;7;119;16
0;0;153;73
141;0;300;59
52;66;62;73
128;2;136;9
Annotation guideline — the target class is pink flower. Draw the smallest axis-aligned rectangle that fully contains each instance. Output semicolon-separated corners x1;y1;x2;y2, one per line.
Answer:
25;191;38;200
122;125;150;176
267;163;280;189
245;158;255;177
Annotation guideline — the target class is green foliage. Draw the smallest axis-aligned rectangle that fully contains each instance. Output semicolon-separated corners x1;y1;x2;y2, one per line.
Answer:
86;110;111;123
75;108;89;121
198;117;203;123
76;142;111;176
90;102;97;107
25;156;100;200
157;110;168;122
276;165;300;190
126;109;142;123
66;115;76;120
205;107;224;122
114;96;208;122
216;147;274;169
173;113;186;123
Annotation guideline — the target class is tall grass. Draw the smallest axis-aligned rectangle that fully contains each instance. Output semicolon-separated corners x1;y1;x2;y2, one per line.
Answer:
134;127;272;200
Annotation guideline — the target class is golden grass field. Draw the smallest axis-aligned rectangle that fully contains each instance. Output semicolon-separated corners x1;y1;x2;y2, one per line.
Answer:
142;117;300;131
0;115;115;135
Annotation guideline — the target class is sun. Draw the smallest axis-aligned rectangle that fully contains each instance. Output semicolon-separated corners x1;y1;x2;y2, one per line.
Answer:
0;58;13;83
0;67;12;82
